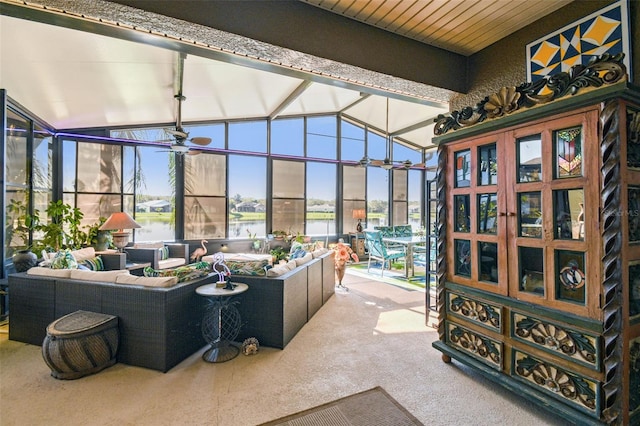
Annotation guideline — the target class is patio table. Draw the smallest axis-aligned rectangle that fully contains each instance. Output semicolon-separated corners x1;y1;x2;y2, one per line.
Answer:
382;236;426;278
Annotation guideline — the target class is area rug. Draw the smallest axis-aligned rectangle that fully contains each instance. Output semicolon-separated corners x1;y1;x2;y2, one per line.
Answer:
346;262;429;291
259;387;424;426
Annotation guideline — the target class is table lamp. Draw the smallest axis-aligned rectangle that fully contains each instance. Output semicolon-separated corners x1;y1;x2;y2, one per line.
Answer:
352;209;366;233
99;212;141;252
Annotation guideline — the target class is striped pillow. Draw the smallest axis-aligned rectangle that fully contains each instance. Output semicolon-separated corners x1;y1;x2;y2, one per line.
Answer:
81;256;105;271
159;246;169;260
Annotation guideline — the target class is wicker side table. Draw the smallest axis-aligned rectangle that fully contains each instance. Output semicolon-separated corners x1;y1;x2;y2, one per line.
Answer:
42;310;119;379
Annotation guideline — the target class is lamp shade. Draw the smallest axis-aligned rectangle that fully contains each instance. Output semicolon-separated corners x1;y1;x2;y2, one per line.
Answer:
99;212;141;231
352;209;366;220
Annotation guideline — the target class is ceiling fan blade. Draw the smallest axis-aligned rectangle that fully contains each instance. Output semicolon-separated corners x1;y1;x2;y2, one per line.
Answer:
370;159;384;166
190;137;212;146
412;162;426;169
166;128;189;139
186;150;202;156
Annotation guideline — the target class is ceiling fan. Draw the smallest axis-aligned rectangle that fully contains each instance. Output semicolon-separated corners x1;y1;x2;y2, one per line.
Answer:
355;98;426;170
158;53;212;155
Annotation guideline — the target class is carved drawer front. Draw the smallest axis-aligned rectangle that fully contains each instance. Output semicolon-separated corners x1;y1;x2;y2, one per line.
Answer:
445;320;502;370
511;349;601;417
511;311;600;371
446;292;502;332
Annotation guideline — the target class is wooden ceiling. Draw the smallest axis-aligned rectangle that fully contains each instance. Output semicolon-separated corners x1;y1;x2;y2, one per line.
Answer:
300;0;573;55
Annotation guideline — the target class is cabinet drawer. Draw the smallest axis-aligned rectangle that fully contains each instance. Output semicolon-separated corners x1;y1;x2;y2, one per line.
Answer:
511;349;601;417
447;291;502;333
511;311;600;371
445;320;503;370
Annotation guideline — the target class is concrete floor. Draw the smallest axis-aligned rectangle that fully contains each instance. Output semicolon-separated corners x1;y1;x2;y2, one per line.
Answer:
0;271;565;425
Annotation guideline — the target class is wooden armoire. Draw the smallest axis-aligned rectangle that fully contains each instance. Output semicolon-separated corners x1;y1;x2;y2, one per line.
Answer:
431;54;640;425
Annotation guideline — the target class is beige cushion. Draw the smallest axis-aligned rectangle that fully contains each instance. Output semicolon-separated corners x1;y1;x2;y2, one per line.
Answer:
115;274;179;288
69;269;130;282
70;247;96;262
286;260;297;271
311;248;329;258
295;252;313;266
27;267;72;278
133;242;164;249
157;258;186;269
266;265;289;277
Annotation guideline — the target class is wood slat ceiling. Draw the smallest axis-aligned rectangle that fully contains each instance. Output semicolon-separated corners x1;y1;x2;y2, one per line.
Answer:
300;0;574;56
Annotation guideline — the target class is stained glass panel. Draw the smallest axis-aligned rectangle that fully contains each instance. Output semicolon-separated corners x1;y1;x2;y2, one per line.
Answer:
555;126;582;178
555;250;586;304
454;239;471;277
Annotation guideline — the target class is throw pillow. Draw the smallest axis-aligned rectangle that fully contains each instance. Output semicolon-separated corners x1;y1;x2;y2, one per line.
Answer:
159;246;169;260
51;250;78;270
80;256;105;271
143;261;210;283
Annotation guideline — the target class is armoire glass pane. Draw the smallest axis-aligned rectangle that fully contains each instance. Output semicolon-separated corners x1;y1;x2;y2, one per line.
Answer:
629;187;640;243
553;189;584;240
478;193;497;234
519;246;544;295
479;242;498;283
478;143;497;186
519;192;542;238
517;135;542;183
454;195;470;232
455;149;471;188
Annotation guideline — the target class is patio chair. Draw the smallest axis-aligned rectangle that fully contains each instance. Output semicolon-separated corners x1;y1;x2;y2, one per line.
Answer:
364;230;406;277
374;225;404;252
393;224;413;237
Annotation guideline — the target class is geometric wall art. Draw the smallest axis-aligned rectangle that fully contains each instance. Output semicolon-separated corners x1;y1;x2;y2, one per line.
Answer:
526;0;631;83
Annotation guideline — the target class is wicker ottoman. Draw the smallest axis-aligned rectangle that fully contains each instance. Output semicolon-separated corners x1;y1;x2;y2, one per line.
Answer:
42;310;119;380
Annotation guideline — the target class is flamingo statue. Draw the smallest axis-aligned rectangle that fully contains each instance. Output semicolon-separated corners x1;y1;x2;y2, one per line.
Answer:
190;239;208;262
210;252;231;283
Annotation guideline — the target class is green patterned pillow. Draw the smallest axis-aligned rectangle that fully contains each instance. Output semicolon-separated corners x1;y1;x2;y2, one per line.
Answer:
226;259;270;276
159;246;169;260
143;261;210;282
80;256;104;271
50;249;78;270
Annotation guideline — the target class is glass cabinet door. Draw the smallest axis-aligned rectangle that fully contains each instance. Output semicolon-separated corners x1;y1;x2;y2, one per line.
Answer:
506;111;597;316
447;137;506;294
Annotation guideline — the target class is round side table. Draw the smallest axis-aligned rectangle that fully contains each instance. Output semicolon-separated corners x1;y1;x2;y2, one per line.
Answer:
195;283;248;363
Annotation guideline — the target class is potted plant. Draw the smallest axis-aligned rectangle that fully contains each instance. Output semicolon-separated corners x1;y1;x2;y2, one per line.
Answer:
84;217;112;251
6;198;38;272
270;246;288;264
31;200;87;254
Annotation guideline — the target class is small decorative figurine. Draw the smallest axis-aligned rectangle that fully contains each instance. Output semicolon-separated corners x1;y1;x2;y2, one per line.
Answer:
242;337;259;355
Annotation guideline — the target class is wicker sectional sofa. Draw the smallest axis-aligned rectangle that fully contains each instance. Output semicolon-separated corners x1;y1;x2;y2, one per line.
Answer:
8;270;215;372
8;249;335;372
232;250;335;349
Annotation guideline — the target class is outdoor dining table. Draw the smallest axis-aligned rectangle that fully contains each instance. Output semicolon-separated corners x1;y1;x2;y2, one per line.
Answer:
382;236;426;278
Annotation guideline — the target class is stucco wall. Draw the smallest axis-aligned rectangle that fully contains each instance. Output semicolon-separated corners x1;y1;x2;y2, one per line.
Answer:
451;0;639;111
